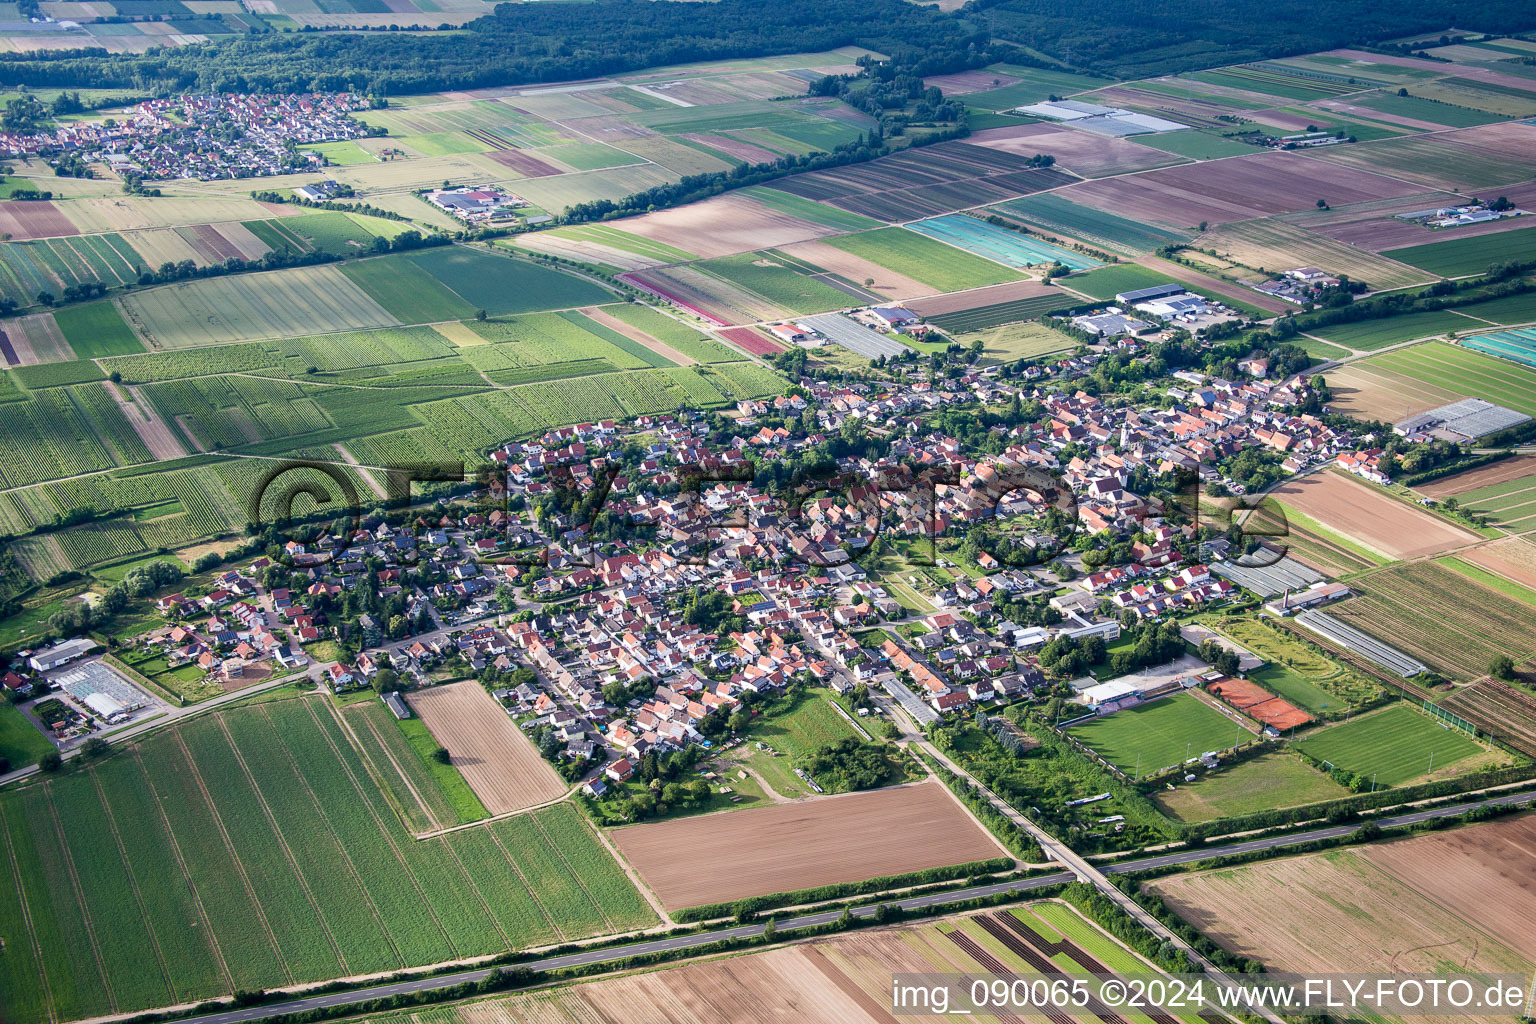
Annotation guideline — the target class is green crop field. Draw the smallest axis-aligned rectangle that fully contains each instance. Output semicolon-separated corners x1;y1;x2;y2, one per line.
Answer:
340;256;476;323
1154;751;1346;822
1384;226;1536;278
696;253;851;314
1067;693;1247;777
824;228;1021;292
0;696;655;1024
1062;263;1178;300
1294;704;1484;785
995;194;1194;253
1132;130;1254;160
261;212;381;255
52;300;144;358
1352;341;1536;416
404;246;613;315
1312;309;1472;349
955;320;1077;362
0;703;51;769
1353;92;1504;127
1456;290;1536;325
962;65;1114;111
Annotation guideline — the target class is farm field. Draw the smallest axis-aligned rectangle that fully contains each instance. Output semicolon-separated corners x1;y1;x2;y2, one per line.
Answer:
1154;751;1346;823
1133;130;1255;159
118;264;400;348
993;193;1194;253
1439;678;1536;757
341;901;1167;1024
822;227;1023;292
1384;225;1536;277
1302;121;1536;190
1066;692;1247;778
1149;816;1536;979
1463;327;1536;369
927;293;1078;333
694;252;854;315
1063;263;1181;301
966;123;1184;178
0;702;52;769
406;681;568;817
1320;340;1536;421
1419;457;1536;532
1309;308;1474;349
1294;704;1488;785
775;238;938;301
0;694;655;1024
339;256;476;324
1458;537;1536;594
402;246;614;316
956;320;1077;363
1330;561;1536;680
1057;151;1421;231
1270;470;1479;560
1201;219;1430;291
905;214;1100;271
610;780;1005;911
52;300;143;358
338;698;483;834
611;192;836;260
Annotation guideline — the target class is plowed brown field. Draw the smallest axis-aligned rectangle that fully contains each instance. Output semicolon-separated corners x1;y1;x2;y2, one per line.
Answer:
1273;471;1479;560
612;780;1007;910
1418;455;1536;498
408;680;568;815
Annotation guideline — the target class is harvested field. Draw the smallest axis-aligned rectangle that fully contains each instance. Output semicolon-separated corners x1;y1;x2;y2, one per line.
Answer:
904;279;1061;317
611;780;1006;911
1201;218;1430;291
1330;561;1536;680
1205;677;1311;730
1149;817;1536;981
606;193;832;259
0;199;79;239
777;238;938;299
1271;471;1478;560
61;196;288;234
1059;151;1420;231
967;122;1184;177
406;680;568;816
2;311;75;364
1460;538;1536;592
1417;454;1536;498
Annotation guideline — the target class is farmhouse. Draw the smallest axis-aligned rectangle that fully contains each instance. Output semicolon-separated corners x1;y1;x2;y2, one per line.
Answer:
425;185;528;223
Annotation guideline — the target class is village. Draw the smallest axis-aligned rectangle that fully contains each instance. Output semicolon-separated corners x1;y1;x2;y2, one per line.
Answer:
0;92;375;181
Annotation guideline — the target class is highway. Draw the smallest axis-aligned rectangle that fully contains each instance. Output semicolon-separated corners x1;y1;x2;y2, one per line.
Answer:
165;785;1536;1024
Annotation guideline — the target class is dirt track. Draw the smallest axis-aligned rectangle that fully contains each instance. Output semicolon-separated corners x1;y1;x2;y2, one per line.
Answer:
611;780;1008;911
408;681;568;816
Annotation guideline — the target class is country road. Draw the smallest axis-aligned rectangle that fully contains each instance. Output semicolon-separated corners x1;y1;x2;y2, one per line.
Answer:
158;787;1536;1024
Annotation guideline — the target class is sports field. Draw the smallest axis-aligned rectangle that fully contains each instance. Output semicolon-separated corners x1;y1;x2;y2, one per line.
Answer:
1067;692;1246;777
822;227;1022;293
1154;751;1346;822
1294;705;1486;785
0;695;655;1024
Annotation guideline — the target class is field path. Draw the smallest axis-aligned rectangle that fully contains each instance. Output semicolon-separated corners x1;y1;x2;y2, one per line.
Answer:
172;732;296;984
332;443;388;501
90;772;177;1002
215;716;351;973
300;700;459;955
129;747;236;993
261;705;407;969
43;788;117;1013
0;801;56;1024
580;305;695;365
106;381;189;460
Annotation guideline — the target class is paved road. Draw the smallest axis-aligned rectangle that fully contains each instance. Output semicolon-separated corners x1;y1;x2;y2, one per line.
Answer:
164;787;1536;1024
